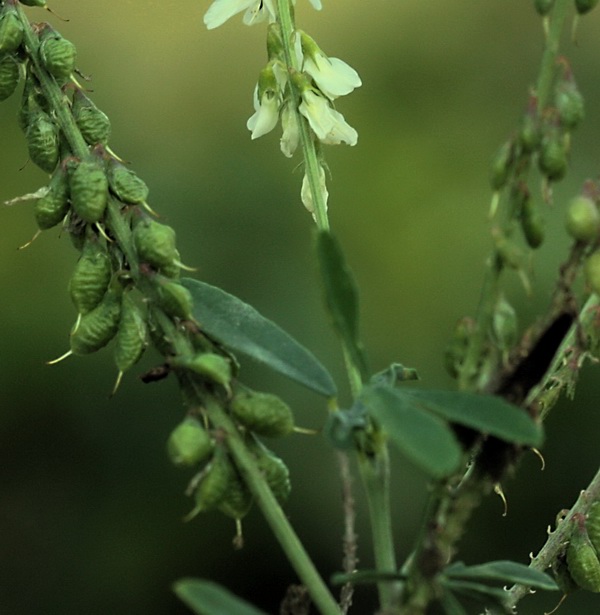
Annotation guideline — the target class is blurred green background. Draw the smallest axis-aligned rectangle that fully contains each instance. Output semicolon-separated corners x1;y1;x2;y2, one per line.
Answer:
1;1;600;613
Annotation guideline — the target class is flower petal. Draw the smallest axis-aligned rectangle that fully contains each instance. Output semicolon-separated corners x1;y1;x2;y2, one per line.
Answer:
204;0;255;29
304;55;361;99
247;90;281;139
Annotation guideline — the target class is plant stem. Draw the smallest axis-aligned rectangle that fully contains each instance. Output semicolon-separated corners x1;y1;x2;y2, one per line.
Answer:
501;465;600;611
357;446;400;613
276;0;330;231
535;0;572;112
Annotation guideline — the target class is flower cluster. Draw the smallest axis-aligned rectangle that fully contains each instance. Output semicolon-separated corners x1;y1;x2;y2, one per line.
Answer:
203;0;361;219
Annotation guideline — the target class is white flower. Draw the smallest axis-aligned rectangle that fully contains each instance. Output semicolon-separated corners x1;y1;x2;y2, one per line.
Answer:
280;103;300;157
204;0;275;30
307;0;322;9
304;55;361;100
301;165;329;220
247;84;281;139
299;90;358;146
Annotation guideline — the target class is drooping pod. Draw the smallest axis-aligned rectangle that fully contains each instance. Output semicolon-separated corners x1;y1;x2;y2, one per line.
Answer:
0;8;24;54
107;160;149;204
565;195;600;243
249;436;291;503
18;71;48;134
489;140;515;191
230;389;294;438
167;417;214;467
186;446;235;519
39;30;77;81
155;278;194;321
183;353;232;390
68;237;112;315
566;514;600;592
113;292;147;376
133;217;178;270
217;466;253;521
69;158;109;224
520;197;545;249
575;0;599;14
26;111;59;173
538;128;568;181
69;279;122;355
534;0;555;16
556;83;585;131
34;164;70;230
72;90;111;146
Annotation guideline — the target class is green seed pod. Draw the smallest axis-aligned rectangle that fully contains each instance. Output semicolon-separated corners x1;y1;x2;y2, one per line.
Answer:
252;439;291;502
26;111;59;173
0;53;20;102
133;218;178;269
520;197;545;249
114;293;147;373
68;238;112;315
69;159;108;223
534;0;555;15
489;140;514;191
18;71;47;133
557;84;585;130
0;9;24;54
70;280;122;355
587;501;600;555
565;195;600;243
156;279;193;320
230;389;294;438
575;0;599;14
188;447;235;517
494;233;525;270
72;91;111;146
167;417;213;467
218;469;253;520
107;160;149;204
518;112;540;154
39;34;77;80
34;165;70;230
538;130;568;181
185;353;232;388
584;251;600;296
567;515;600;592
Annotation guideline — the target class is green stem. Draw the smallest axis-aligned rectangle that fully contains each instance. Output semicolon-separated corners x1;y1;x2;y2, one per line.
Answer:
200;393;342;615
357;446;400;613
535;0;572;112
276;0;330;231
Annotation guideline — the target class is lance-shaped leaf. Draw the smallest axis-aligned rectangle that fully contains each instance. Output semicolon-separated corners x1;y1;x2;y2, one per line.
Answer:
444;560;558;590
181;278;336;397
362;385;462;478
399;388;543;447
316;230;369;380
174;579;268;615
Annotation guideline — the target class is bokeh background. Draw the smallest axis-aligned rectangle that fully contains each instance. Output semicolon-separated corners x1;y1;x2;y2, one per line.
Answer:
1;1;600;613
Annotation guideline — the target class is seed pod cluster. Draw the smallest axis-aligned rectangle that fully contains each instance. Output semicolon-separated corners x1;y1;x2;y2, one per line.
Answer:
230;388;294;438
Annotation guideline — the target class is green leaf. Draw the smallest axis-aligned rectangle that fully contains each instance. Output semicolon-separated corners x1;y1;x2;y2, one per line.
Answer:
362;385;462;478
181;278;336;397
441;579;508;606
445;560;558;591
331;569;406;586
316;231;369;379
174;579;268;615
391;387;543;447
